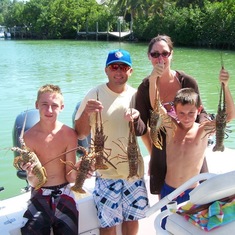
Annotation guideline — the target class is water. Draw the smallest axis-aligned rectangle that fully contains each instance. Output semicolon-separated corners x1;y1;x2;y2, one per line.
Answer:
1;40;235;200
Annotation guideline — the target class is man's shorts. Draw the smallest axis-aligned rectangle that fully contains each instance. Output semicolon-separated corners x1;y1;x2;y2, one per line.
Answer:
93;178;149;228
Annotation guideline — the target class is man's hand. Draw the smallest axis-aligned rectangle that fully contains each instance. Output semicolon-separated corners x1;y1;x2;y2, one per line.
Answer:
84;99;104;116
124;108;140;122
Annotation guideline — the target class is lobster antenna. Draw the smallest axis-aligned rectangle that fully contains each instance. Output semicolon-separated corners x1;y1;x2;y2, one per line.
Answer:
96;89;103;124
20;110;28;140
220;52;225;88
17;109;28;148
220;52;224;69
96;89;99;101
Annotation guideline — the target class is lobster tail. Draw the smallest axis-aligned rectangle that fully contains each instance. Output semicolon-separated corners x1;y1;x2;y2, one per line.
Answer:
213;83;227;152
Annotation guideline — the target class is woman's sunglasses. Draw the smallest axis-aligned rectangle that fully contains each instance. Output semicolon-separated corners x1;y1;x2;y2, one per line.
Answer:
150;51;171;58
108;64;130;72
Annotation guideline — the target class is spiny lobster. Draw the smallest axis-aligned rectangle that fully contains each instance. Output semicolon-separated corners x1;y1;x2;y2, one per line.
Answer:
61;145;117;194
150;89;171;150
61;146;96;194
91;89;111;170
213;82;229;152
112;117;142;181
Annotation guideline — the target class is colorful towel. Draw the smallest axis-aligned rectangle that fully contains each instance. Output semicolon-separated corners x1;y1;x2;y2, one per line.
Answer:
177;198;235;231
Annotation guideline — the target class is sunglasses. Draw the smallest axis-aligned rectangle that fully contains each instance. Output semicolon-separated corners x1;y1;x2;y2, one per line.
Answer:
108;64;130;72
150;51;171;58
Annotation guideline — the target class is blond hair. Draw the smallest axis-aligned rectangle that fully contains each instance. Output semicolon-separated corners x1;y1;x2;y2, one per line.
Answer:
37;84;64;103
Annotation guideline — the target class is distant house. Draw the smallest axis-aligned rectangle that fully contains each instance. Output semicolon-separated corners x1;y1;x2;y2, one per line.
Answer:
0;26;11;39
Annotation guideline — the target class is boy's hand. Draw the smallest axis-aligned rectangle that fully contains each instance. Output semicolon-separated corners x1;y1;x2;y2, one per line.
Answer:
20;162;35;177
201;119;216;136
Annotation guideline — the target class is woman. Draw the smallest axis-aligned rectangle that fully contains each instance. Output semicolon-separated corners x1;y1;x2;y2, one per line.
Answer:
134;35;209;196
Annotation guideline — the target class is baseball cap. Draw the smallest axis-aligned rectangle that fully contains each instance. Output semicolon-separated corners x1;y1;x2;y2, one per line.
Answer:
106;49;132;67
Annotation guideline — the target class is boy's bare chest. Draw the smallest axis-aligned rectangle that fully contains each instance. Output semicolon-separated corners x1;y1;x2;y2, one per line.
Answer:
31;134;66;162
171;128;198;146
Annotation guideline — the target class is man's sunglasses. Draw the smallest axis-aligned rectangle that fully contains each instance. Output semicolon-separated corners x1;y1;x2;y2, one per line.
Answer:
150;51;171;58
108;64;130;72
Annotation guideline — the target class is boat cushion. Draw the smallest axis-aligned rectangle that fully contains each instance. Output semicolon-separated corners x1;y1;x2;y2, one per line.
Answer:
189;171;235;205
166;213;235;235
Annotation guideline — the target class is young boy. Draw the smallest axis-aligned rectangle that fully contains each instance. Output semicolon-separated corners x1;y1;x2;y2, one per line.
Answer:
162;69;235;195
157;68;235;228
20;84;80;235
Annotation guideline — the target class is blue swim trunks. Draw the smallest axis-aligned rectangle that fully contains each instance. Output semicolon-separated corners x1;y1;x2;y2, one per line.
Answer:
160;182;193;229
161;182;193;203
93;178;149;228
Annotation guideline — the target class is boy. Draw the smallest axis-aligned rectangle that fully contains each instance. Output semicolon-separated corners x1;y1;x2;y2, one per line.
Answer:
156;68;235;228
162;69;235;197
20;84;79;235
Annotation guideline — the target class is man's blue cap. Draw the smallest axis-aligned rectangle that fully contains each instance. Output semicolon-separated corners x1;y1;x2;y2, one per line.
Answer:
106;49;132;67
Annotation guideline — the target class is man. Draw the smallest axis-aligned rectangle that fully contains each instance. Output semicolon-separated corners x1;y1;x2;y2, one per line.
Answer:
75;49;149;235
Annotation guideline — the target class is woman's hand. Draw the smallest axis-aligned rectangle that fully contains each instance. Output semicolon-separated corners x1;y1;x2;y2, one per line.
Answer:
149;62;164;109
219;68;230;87
149;62;164;81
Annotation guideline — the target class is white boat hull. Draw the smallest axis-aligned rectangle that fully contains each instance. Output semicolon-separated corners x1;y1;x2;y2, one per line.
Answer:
1;147;235;235
0;180;100;235
0;192;29;235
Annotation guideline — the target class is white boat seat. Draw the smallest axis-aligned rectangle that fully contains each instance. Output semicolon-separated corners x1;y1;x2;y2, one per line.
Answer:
152;171;235;234
189;170;235;205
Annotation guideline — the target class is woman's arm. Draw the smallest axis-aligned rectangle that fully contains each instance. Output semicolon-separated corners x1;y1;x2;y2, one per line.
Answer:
219;68;235;122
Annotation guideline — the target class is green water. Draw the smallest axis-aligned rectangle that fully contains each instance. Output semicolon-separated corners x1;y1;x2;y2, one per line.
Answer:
0;40;235;200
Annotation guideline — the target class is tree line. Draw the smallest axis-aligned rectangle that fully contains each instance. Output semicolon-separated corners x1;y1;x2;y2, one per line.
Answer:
0;0;234;49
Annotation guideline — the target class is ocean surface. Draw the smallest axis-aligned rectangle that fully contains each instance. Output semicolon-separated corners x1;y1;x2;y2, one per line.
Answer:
0;39;235;200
